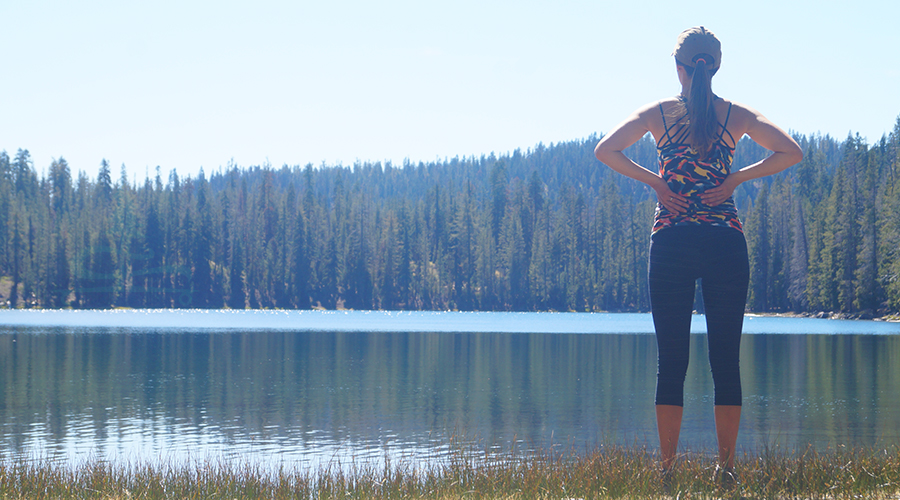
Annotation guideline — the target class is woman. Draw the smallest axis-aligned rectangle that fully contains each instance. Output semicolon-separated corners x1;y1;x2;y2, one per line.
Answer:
594;27;802;487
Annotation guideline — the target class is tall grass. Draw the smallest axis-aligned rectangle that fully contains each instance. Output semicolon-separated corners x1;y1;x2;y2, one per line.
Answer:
0;443;897;499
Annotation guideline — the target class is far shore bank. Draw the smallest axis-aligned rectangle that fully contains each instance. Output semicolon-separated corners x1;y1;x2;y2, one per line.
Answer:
2;305;899;324
746;310;900;322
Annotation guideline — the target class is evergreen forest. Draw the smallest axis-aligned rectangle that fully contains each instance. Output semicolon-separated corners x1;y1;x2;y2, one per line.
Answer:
2;116;899;316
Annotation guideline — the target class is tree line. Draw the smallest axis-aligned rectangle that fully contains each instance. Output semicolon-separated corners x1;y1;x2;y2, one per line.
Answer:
1;116;899;314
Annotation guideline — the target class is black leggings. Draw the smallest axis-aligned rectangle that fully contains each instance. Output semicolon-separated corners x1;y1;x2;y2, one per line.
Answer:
649;225;749;407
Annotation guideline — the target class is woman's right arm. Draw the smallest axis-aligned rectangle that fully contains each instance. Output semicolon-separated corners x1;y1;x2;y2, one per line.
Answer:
595;104;689;215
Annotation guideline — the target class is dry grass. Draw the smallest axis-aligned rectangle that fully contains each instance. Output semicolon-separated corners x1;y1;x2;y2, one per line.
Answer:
0;443;897;499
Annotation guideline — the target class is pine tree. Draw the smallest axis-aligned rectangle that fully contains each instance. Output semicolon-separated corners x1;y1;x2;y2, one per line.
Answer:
835;135;864;311
9;215;22;307
91;223;115;308
788;190;809;311
192;171;213;308
490;161;508;246
879;118;900;310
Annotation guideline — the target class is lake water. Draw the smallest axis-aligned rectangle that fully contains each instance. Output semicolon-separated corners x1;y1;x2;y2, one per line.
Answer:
0;309;898;470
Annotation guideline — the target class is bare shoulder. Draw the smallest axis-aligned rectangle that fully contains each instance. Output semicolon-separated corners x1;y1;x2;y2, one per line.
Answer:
637;97;681;139
630;98;669;118
653;96;683;117
718;98;801;155
596;99;667;152
717;98;769;139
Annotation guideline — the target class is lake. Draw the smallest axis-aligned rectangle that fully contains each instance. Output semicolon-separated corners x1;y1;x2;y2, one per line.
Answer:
0;309;898;470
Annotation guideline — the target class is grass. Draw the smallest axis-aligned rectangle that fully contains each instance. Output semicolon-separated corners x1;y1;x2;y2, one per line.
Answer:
0;443;898;499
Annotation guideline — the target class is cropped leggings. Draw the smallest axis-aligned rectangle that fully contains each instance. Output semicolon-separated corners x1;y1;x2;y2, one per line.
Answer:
649;225;749;407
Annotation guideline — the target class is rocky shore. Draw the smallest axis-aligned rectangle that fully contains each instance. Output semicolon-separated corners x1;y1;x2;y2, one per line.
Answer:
748;310;900;322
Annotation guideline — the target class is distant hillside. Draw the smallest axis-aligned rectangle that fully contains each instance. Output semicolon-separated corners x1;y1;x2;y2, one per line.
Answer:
1;114;898;314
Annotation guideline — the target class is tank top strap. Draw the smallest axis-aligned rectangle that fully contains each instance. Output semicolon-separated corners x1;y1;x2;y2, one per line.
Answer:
658;101;688;148
658;102;674;147
717;102;736;147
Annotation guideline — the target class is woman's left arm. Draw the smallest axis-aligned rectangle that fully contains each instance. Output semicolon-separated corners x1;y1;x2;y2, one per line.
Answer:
699;104;803;207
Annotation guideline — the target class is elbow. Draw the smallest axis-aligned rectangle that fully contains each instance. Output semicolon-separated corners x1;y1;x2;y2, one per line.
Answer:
594;141;615;164
593;142;606;162
788;143;803;166
774;141;803;169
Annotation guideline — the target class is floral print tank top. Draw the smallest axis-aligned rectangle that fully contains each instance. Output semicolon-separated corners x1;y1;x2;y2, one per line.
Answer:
652;99;743;234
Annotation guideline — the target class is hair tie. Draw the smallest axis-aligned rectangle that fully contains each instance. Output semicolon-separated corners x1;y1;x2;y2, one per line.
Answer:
692;53;714;66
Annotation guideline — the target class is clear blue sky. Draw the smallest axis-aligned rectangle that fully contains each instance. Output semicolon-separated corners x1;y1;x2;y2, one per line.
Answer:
3;0;898;180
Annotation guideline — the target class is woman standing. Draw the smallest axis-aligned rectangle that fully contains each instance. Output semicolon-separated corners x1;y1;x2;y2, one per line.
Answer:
594;27;802;487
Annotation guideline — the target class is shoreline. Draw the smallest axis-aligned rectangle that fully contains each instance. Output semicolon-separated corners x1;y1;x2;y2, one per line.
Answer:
746;310;900;322
3;304;899;321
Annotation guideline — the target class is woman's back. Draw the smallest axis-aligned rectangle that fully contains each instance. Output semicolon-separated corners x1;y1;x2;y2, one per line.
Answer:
651;96;742;233
647;97;741;150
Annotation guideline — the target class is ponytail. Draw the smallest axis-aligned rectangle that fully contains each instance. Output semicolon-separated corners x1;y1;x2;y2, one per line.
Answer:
683;55;717;158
